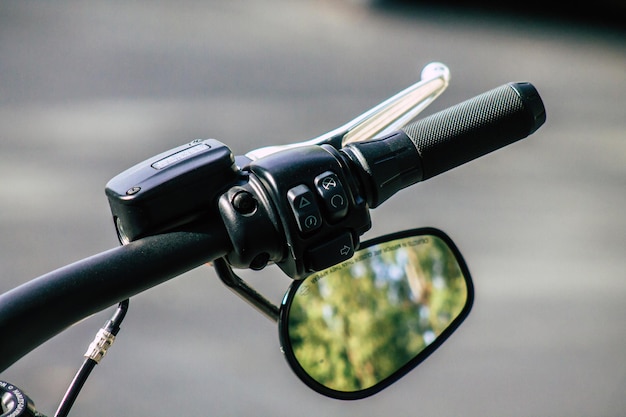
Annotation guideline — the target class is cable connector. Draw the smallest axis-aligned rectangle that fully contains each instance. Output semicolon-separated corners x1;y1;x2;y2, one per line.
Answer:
54;300;129;417
84;328;115;364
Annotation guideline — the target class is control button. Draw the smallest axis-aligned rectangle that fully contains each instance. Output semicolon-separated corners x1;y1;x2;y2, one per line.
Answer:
287;184;322;234
306;232;354;271
314;171;348;222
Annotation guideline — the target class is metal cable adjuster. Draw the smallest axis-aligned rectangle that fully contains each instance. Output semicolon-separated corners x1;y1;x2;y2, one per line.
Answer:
84;328;116;363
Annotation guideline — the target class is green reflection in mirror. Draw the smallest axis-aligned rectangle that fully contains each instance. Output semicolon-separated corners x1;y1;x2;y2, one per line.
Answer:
279;228;473;399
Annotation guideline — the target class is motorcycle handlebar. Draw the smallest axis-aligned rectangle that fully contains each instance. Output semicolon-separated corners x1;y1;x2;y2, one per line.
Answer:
342;82;546;207
0;82;545;372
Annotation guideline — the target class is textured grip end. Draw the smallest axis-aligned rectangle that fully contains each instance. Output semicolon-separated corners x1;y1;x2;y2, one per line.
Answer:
401;82;546;180
508;82;546;135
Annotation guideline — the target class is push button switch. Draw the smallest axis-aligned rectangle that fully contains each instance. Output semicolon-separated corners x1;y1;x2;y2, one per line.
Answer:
314;171;348;222
287;184;322;234
306;232;354;271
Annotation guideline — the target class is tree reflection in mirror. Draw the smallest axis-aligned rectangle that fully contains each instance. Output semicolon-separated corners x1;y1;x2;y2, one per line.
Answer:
278;228;473;400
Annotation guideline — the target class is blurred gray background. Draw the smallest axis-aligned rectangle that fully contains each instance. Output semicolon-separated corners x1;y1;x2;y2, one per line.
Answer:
1;1;625;416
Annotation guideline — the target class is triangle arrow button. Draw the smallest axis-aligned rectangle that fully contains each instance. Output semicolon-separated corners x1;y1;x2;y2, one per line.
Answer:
299;196;311;209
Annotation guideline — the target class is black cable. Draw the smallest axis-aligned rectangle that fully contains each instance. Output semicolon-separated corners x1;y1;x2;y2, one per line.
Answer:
54;299;129;417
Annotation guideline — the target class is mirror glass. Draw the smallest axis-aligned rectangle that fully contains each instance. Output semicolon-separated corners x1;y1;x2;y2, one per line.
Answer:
278;228;473;399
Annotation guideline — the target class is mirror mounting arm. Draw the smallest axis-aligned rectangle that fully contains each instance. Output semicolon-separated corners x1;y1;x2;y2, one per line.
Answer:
212;258;279;322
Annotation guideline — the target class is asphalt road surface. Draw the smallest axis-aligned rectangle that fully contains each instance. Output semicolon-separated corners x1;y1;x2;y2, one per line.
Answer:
1;1;625;416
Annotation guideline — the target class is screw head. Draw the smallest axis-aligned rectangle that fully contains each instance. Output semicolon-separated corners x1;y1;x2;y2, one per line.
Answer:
231;191;257;215
126;186;141;195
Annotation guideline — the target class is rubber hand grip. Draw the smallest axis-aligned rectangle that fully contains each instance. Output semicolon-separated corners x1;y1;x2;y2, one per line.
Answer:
401;82;546;181
340;82;545;208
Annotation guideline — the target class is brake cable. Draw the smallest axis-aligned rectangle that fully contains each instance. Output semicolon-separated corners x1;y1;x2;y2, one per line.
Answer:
53;299;129;417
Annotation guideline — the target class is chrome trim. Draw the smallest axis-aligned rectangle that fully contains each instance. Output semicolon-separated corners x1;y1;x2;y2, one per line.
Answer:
245;62;450;160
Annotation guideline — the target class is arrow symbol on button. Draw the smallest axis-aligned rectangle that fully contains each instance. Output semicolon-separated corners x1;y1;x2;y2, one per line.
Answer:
299;196;311;209
340;245;351;256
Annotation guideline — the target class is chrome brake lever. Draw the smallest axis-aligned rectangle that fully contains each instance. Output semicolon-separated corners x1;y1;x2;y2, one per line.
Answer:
245;62;450;161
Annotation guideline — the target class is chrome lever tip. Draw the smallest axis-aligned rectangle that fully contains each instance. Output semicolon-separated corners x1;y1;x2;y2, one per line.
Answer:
421;62;450;84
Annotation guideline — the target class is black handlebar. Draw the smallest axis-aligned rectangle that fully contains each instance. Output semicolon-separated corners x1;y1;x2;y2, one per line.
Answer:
0;219;231;372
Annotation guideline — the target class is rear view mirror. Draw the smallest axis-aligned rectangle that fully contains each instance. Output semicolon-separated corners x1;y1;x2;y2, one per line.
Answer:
278;228;473;399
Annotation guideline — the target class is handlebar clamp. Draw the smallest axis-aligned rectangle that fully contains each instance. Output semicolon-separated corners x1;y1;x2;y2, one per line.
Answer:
220;145;371;279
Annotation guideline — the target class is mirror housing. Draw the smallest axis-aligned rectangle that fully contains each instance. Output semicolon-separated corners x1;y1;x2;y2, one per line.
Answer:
278;228;473;399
